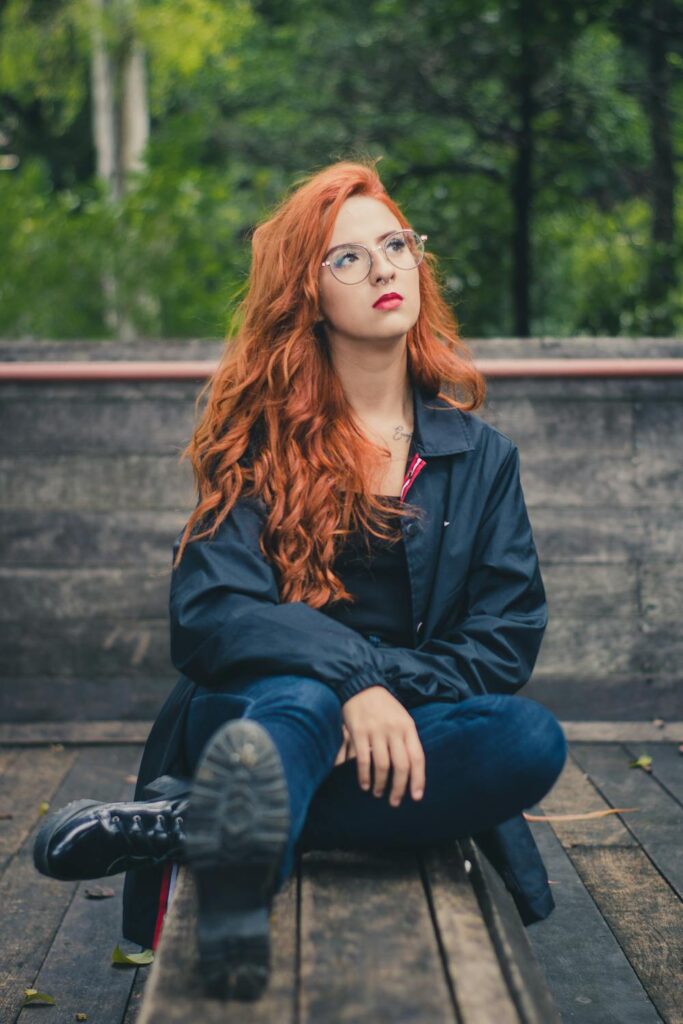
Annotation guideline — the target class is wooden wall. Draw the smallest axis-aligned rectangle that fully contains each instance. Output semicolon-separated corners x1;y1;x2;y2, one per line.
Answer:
1;338;681;722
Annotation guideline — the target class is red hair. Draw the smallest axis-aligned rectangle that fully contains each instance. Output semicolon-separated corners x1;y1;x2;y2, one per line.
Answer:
173;157;486;608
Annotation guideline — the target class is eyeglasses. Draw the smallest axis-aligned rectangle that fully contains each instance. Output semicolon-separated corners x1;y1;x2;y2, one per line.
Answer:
321;229;428;285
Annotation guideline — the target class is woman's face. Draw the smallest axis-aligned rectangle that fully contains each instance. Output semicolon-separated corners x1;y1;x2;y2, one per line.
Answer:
317;195;421;346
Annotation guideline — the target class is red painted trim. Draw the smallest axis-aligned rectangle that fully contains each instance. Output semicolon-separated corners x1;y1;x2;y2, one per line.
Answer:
151;862;172;950
2;358;683;381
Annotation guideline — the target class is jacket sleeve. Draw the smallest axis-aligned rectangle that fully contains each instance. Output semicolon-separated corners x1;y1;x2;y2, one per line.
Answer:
375;443;548;705
169;496;393;704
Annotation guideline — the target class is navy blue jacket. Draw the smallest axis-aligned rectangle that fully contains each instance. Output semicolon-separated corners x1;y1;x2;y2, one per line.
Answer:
122;384;553;948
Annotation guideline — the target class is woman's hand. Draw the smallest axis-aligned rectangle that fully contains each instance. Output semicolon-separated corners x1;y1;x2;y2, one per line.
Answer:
340;685;425;808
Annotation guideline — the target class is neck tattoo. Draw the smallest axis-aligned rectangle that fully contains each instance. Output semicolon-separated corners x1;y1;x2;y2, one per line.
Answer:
393;424;413;442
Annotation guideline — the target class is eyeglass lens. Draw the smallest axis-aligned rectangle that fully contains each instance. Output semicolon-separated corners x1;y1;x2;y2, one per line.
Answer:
327;230;425;284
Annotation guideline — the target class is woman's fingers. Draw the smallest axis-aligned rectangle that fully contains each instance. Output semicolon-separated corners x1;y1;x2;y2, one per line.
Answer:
371;739;391;798
404;728;426;801
341;688;426;804
334;724;349;766
355;734;373;790
386;734;411;807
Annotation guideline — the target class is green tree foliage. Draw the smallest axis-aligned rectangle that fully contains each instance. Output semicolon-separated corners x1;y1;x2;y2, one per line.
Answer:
0;0;680;339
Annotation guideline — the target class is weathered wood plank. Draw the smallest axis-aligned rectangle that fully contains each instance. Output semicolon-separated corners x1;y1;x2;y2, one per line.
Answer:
523;676;683;722
136;865;298;1024
526;812;662;1023
122;966;149;1024
533;617;638;676
0;568;170;622
14;870;136;1024
524;563;639;618
536;750;683;1024
0;722;154;745
1;397;196;455
0;563;641;624
0;510;184;568
480;399;634;453
3;721;683;746
529;752;638;848
622;741;683;802
463;839;561;1024
562;723;683;743
0;678;173;723
421;843;519;1023
299;849;456;1023
0;745;78;873
4;506;679;568
570;743;683;899
0;455;195;511
122;966;150;1024
568;846;683;1024
0;745;142;1024
2;620;170;676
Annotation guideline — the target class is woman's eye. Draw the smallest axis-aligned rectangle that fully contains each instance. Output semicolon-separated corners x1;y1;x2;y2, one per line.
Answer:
388;238;406;252
333;250;359;267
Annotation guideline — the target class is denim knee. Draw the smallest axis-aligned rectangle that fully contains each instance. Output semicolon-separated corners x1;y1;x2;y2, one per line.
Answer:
245;675;343;750
507;696;567;799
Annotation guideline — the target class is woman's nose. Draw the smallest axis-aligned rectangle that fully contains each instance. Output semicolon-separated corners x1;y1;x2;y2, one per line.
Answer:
370;249;395;281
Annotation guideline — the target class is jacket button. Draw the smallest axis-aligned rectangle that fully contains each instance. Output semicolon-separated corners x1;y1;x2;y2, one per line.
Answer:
417;621;423;633
405;522;418;537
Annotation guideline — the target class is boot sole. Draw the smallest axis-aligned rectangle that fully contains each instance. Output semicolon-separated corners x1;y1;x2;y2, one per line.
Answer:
33;799;101;879
185;719;290;1001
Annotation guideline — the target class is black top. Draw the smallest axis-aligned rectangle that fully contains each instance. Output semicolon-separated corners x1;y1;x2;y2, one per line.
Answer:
321;496;413;646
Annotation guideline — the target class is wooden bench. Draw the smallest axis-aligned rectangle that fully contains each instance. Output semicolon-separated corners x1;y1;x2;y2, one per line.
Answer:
2;729;682;1022
136;838;560;1023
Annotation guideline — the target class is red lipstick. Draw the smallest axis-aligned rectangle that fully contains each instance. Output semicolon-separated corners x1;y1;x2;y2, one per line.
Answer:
373;292;404;309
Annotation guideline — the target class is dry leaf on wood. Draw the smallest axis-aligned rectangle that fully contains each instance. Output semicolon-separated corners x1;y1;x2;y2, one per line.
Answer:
523;807;639;822
111;944;154;966
84;886;115;899
22;988;56;1006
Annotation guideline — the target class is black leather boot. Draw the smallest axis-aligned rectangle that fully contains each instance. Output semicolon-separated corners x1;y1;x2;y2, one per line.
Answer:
33;774;192;881
185;719;290;1002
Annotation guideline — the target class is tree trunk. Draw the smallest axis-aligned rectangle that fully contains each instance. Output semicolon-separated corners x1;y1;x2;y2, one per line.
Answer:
644;0;677;334
90;0;122;334
511;0;535;338
89;0;152;339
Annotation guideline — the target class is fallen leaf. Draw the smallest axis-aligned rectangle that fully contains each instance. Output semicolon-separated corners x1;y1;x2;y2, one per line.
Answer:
50;743;65;752
652;718;665;729
22;988;56;1006
75;1014;88;1021
523;807;639;822
629;754;653;772
38;802;50;816
84;886;115;900
111;944;154;966
124;775;138;784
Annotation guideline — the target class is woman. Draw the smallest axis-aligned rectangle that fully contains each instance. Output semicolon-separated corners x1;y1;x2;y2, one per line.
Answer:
33;158;567;1003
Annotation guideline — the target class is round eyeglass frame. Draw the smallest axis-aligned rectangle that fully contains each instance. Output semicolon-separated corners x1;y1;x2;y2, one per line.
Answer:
321;229;428;285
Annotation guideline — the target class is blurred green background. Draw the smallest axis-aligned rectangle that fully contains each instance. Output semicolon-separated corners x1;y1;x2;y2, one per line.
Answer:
1;0;681;340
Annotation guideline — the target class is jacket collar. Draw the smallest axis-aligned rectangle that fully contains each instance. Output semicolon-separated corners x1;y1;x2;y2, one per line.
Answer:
412;384;475;457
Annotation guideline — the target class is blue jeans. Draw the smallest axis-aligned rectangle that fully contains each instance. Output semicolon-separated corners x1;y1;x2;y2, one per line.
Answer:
183;673;568;893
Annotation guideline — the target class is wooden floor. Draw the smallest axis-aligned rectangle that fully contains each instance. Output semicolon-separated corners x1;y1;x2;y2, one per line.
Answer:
0;733;681;1024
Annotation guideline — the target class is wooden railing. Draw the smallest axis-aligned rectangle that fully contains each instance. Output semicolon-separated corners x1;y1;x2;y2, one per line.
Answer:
2;358;683;380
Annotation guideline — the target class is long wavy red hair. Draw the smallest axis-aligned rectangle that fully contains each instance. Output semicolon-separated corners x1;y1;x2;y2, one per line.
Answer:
173;156;486;608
